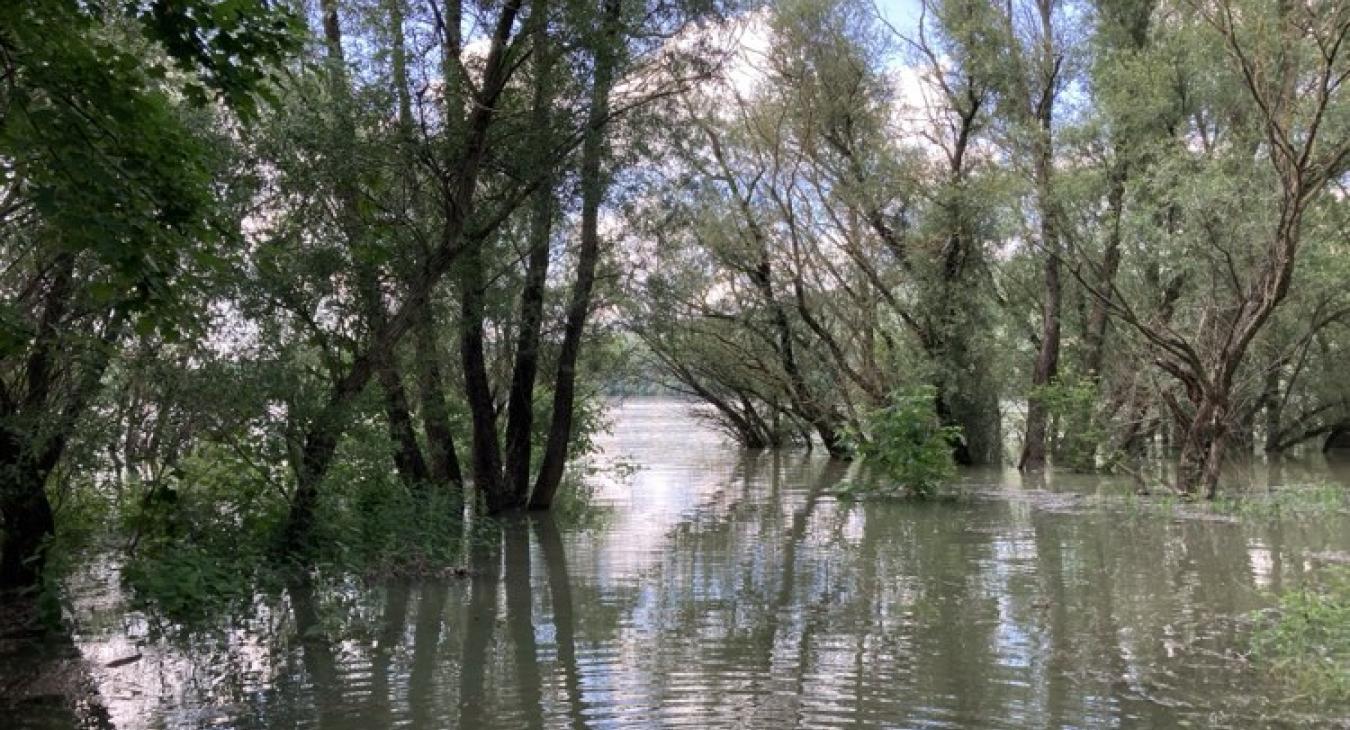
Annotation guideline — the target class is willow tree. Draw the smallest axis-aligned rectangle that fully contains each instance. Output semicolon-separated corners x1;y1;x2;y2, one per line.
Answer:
1071;0;1349;496
973;0;1078;472
274;0;537;547
632;0;1018;462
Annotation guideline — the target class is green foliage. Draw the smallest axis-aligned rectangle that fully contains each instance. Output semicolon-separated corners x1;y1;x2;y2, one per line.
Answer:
313;472;466;579
119;444;287;618
0;0;298;341
1250;568;1350;705
118;434;473;617
1034;372;1107;471
839;387;962;499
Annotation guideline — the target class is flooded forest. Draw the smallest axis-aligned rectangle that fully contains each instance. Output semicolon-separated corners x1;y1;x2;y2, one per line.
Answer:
2;0;1349;727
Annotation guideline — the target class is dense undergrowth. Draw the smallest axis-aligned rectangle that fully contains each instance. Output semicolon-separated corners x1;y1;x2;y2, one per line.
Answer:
116;475;475;620
50;451;600;623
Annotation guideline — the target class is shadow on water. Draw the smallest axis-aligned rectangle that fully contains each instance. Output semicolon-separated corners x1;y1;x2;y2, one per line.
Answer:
12;399;1350;728
0;596;113;730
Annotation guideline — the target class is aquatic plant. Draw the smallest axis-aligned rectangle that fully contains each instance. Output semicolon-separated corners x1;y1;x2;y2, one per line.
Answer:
1250;568;1350;705
1213;483;1348;520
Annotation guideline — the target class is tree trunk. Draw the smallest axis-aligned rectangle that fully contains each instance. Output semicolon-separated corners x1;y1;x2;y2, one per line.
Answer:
504;3;556;506
1019;130;1061;471
1016;0;1062;473
1325;423;1350;452
529;0;622;510
459;242;508;511
1176;394;1227;499
281;0;527;548
375;358;431;487
746;255;845;458
0;256;75;589
326;0;429;490
1019;203;1062;470
1;258;124;589
699;112;846;459
413;309;463;489
930;93;1000;466
0;457;56;590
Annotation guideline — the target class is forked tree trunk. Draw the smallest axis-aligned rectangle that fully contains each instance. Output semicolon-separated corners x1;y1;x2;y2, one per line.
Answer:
281;0;526;549
392;0;462;493
327;0;430;491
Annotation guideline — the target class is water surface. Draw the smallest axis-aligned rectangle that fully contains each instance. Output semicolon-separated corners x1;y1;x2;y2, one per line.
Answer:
8;399;1350;728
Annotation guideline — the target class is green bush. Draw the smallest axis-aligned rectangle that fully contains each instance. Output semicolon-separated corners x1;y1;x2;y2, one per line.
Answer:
313;470;467;578
839;387;962;499
119;443;286;618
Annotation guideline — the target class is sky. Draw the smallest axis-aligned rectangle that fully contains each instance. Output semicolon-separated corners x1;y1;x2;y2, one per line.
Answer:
873;0;924;38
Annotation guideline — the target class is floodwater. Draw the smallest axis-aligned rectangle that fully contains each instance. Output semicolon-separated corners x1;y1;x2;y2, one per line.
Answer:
6;398;1350;728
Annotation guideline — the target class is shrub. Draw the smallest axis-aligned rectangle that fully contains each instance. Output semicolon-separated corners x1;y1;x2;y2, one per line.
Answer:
840;387;962;499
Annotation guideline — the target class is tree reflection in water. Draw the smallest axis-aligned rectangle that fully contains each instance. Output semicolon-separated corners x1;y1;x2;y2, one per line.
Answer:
19;401;1350;728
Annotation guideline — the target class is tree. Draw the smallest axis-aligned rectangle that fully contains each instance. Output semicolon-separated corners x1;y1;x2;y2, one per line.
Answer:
0;0;296;589
1072;0;1349;496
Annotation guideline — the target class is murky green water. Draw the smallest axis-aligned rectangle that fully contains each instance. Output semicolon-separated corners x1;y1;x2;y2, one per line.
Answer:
7;399;1350;728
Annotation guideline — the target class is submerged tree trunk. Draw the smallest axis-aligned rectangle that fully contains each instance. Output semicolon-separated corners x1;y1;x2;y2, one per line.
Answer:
1020;154;1062;472
392;0;460;494
1017;0;1062;472
459;240;508;511
1176;393;1228;499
